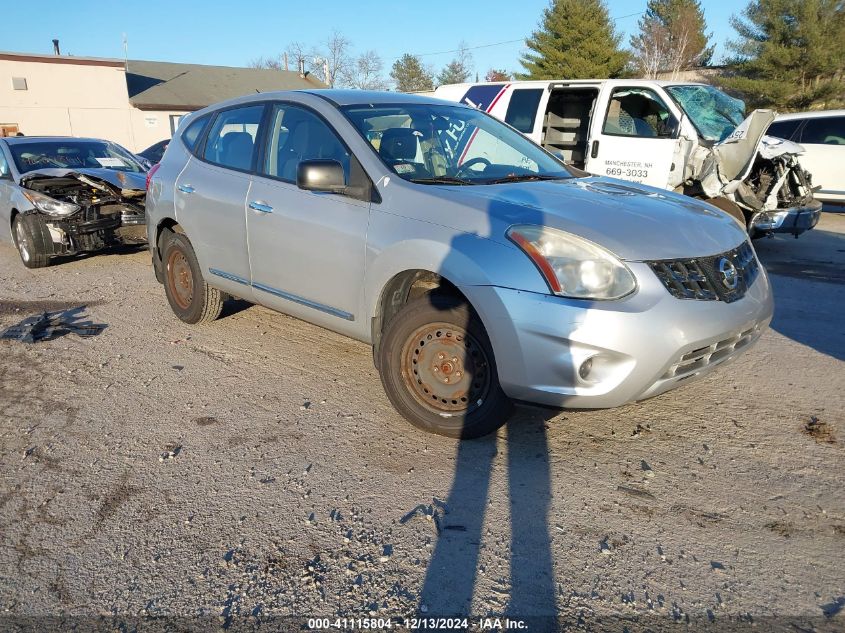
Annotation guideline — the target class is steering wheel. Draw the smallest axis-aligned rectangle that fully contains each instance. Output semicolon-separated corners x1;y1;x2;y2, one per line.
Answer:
454;157;491;178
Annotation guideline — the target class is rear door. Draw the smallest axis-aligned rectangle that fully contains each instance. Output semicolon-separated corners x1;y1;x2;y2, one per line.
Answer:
246;102;370;328
585;86;679;188
173;103;265;295
795;115;845;201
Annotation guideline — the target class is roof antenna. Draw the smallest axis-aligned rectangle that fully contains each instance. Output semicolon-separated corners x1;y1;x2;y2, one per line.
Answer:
52;39;61;55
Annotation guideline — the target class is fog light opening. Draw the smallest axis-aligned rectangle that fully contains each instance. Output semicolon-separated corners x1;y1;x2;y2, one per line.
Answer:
578;357;594;382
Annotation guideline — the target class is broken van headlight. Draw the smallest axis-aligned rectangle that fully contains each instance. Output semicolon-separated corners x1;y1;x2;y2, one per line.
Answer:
22;190;81;217
507;225;636;300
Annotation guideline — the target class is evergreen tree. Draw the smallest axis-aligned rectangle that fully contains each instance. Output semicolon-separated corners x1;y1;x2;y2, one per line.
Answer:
518;0;629;79
630;0;714;78
391;54;435;92
719;0;845;109
437;60;471;86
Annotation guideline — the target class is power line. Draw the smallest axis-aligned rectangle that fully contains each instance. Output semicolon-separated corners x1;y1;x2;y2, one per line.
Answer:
393;11;646;60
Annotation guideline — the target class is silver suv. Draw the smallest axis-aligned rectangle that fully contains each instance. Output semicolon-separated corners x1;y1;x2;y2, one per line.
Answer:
146;90;773;438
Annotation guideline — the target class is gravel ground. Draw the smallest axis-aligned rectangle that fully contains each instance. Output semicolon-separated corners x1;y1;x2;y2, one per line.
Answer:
0;213;843;632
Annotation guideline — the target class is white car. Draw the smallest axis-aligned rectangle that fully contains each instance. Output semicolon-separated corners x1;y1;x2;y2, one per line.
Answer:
768;110;844;204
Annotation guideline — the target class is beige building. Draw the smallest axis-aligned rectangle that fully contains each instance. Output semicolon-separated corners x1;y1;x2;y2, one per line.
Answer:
0;51;325;152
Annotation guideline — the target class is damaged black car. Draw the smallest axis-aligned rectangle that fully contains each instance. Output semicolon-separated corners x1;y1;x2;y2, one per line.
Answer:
0;136;148;268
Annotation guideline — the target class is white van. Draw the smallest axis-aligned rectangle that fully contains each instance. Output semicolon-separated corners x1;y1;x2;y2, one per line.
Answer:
768;110;844;205
435;79;822;237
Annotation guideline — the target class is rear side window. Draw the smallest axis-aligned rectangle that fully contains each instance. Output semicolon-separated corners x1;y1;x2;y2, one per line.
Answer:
799;116;845;145
181;115;210;152
767;119;801;141
202;105;264;171
505;89;543;133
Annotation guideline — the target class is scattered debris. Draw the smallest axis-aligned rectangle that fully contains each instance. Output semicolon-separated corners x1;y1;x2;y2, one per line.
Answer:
159;444;182;462
821;597;845;619
710;561;726;571
1;307;106;343
193;416;218;426
617;485;656;500
400;498;450;534
632;423;652;437
803;416;837;444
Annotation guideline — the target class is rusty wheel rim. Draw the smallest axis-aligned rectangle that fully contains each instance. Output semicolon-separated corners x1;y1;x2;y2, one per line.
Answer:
401;322;491;416
166;249;194;310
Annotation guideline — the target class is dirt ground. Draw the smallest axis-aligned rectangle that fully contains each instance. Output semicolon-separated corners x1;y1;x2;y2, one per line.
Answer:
0;213;843;632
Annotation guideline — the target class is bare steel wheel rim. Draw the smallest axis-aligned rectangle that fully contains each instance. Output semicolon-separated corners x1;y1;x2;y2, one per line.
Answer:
14;220;30;262
401;322;492;416
166;249;194;310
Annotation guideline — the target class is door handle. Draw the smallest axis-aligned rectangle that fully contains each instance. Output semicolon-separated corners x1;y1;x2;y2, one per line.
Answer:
248;201;273;214
177;184;195;194
590;140;600;159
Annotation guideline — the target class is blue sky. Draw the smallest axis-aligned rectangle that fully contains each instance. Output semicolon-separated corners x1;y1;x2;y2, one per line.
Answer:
2;0;740;76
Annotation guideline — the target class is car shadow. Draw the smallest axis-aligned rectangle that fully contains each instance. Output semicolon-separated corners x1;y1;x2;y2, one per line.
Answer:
753;225;845;361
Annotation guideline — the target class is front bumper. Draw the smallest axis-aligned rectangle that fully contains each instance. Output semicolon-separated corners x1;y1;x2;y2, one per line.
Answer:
466;260;773;409
750;199;822;237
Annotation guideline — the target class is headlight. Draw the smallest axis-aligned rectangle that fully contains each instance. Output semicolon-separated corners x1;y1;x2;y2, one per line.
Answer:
22;190;81;217
507;225;636;300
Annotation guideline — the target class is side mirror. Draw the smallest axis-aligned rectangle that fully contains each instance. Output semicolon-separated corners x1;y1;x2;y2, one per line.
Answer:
297;159;346;193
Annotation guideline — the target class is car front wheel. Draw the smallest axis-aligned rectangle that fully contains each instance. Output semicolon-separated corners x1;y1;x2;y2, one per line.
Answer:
161;231;224;324
377;294;513;439
12;214;53;269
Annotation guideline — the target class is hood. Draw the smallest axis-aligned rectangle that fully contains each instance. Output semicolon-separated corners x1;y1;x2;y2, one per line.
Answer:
19;168;147;194
758;135;805;160
712;109;776;182
422;176;748;261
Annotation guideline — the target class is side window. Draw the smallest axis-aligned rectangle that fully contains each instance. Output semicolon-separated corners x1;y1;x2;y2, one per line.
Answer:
202;105;264;171
0;148;9;178
181;115;210;153
262;104;351;182
603;88;676;138
799;116;845;145
505;89;543;133
766;119;802;141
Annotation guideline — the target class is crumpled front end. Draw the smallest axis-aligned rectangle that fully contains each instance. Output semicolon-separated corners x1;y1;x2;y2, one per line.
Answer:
689;110;820;237
19;169;147;255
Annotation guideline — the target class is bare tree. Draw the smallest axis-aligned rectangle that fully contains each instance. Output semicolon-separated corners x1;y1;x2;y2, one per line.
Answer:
311;30;353;87
630;0;713;79
348;50;390;90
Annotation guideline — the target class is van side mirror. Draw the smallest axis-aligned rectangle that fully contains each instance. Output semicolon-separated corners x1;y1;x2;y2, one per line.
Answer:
664;115;682;139
297;159;346;193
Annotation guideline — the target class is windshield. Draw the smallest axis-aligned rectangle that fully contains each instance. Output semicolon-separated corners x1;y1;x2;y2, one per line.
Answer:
341;103;574;185
666;85;746;143
9;140;145;175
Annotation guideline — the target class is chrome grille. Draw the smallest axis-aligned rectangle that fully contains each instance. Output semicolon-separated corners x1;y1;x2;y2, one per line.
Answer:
648;241;760;303
662;323;763;380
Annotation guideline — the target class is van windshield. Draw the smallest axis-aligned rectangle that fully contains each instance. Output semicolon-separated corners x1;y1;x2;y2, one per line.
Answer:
9;140;145;175
341;103;573;185
666;85;746;143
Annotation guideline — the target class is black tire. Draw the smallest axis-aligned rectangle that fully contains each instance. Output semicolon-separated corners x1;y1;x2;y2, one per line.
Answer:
12;213;54;269
377;294;513;439
161;231;223;324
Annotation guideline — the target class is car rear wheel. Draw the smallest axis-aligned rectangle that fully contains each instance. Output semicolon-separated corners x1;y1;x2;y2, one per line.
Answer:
161;232;223;324
12;214;53;269
378;294;513;439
